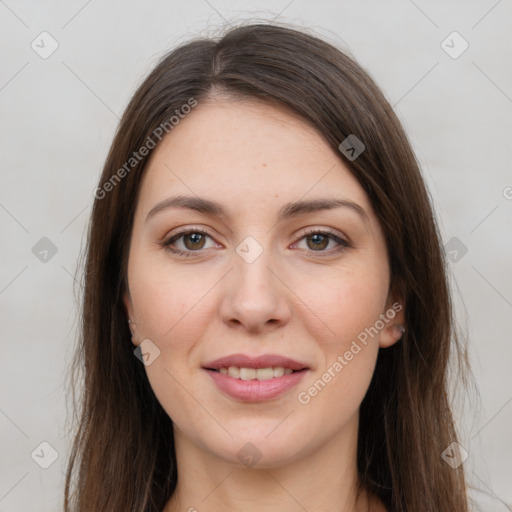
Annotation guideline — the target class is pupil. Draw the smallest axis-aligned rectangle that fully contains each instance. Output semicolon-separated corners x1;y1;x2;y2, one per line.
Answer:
309;234;327;250
187;233;203;248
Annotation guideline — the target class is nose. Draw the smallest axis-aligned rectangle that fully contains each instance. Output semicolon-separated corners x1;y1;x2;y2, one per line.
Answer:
218;244;292;335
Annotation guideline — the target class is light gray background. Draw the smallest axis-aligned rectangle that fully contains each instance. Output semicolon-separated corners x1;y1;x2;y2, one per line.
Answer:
1;1;511;511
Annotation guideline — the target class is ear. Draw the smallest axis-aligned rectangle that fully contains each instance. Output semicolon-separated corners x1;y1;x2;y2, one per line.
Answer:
379;291;406;349
123;290;140;347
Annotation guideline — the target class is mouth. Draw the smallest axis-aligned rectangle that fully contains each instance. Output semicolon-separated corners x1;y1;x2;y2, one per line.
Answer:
205;366;307;380
202;354;310;401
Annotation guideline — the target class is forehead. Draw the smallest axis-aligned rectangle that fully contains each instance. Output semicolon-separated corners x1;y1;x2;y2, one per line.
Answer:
137;98;372;220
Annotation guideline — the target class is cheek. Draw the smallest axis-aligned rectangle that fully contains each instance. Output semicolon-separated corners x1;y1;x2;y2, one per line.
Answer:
295;272;384;415
298;345;378;425
298;259;389;416
128;263;214;430
128;256;210;342
290;261;387;408
295;262;389;349
334;280;388;341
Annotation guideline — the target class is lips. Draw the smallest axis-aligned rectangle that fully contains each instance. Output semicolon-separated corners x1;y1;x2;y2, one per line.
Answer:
202;353;310;402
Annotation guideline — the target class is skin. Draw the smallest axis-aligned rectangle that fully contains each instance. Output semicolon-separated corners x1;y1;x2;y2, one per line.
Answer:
124;96;405;512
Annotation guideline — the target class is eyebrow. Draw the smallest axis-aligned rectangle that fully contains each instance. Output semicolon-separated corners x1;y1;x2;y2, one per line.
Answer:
145;194;369;225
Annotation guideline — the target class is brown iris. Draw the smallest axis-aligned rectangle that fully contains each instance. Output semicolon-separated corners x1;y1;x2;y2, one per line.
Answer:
306;233;329;251
183;232;206;250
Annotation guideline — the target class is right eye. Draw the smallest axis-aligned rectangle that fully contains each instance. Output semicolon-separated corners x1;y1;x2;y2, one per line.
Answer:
162;228;219;257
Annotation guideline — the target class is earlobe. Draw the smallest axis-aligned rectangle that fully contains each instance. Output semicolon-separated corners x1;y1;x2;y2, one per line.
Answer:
379;323;405;348
379;296;406;348
127;317;140;347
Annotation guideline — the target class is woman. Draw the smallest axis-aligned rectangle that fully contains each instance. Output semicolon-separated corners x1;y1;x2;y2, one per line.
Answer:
64;22;471;512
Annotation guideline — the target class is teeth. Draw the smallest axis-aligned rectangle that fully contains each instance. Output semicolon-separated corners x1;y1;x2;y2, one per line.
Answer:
239;368;256;380
228;366;239;379
273;366;284;378
254;368;274;380
219;366;297;380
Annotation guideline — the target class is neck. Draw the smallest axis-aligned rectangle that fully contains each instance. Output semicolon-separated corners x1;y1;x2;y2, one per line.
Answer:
163;413;385;512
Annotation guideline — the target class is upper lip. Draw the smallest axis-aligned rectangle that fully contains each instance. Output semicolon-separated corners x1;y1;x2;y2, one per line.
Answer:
203;354;309;371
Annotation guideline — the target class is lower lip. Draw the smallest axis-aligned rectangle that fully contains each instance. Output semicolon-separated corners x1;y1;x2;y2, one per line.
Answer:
204;369;308;402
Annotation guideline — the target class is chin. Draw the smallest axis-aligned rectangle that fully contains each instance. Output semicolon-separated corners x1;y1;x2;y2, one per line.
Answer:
207;432;307;470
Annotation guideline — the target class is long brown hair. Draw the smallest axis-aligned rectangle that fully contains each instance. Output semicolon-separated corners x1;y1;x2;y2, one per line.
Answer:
64;22;471;512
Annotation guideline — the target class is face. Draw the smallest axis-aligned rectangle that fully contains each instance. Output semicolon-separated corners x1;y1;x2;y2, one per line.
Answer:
124;97;404;468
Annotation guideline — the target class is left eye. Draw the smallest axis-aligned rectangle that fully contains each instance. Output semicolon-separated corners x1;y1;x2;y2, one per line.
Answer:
293;231;348;252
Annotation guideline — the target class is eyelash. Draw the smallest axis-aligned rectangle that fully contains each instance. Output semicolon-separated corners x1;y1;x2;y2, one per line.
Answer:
161;227;351;258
